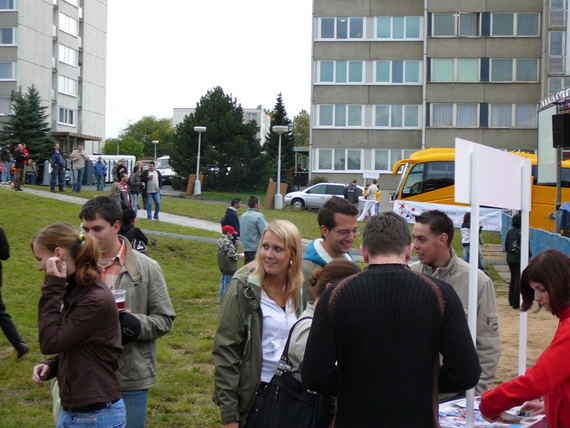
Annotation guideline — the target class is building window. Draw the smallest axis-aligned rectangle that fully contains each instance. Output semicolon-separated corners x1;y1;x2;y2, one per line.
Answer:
317;104;363;127
489;104;537;127
246;112;257;122
319;17;364;40
431;104;478;127
431;58;479;81
375;60;421;84
551;0;568;26
432;13;479;37
374;149;416;172
58;75;77;96
491;13;539;36
0;62;15;80
59;44;78;66
63;0;79;6
316;148;362;171
374;105;421;128
549;76;570;94
0;0;15;10
318;60;364;83
0;96;11;115
490;58;538;82
59;13;78;37
376;16;421;40
58;107;76;126
549;31;566;72
0;27;14;45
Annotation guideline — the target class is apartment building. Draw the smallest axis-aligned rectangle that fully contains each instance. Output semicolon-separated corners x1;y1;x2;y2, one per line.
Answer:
311;0;568;187
0;0;106;154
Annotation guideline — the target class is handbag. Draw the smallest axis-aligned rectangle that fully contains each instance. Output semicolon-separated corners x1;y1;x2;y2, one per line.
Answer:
252;317;335;428
510;231;521;255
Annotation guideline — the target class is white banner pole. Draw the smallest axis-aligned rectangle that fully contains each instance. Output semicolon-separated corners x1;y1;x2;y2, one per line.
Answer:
518;163;532;375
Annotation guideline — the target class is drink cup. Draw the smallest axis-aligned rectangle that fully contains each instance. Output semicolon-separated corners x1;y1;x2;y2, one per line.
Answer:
112;289;126;309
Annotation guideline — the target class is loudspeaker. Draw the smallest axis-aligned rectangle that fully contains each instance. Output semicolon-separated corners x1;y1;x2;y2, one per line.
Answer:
552;114;570;148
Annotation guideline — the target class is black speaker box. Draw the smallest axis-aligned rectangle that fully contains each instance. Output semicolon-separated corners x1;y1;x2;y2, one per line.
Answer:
552;114;570;148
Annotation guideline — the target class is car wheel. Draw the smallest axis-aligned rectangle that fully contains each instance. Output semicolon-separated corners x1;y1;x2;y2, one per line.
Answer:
292;198;305;210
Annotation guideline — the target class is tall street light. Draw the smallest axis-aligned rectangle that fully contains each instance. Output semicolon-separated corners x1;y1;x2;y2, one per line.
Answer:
152;140;159;161
115;137;122;155
193;126;207;195
272;125;289;210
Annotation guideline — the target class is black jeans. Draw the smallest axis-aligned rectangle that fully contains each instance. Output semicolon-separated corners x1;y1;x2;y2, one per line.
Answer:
0;272;24;349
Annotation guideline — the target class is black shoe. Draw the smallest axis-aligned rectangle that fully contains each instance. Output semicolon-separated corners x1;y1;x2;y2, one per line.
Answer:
16;343;29;359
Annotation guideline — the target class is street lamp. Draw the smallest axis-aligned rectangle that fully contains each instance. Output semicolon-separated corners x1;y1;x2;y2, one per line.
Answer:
152;140;159;161
193;126;207;195
272;125;289;210
115;137;122;155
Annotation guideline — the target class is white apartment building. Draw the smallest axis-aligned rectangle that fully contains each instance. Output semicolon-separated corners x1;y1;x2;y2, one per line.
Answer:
0;0;106;154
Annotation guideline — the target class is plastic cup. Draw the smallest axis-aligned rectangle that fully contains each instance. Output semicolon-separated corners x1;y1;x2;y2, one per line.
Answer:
112;289;126;309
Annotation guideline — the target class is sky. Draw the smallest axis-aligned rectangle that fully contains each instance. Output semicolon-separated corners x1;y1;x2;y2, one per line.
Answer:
105;1;313;139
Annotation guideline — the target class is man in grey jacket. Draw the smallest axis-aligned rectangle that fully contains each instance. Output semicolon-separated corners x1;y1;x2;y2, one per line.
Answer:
410;209;500;401
79;196;175;427
239;195;267;264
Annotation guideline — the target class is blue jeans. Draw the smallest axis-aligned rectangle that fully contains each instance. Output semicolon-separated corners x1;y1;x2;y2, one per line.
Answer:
95;174;105;191
131;193;139;210
122;389;148;428
146;192;161;219
72;168;84;192
220;274;233;303
1;162;10;182
27;175;36;185
463;245;486;272
56;399;126;428
50;164;65;190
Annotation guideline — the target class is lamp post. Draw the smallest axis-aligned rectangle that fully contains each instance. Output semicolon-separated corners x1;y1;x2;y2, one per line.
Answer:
115;137;122;155
272;125;289;210
193;126;207;195
152;140;159;161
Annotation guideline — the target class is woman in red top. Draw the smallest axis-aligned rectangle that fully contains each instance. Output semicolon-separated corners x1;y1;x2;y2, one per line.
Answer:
480;249;570;427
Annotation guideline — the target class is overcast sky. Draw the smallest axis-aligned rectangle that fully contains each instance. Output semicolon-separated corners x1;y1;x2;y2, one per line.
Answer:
105;1;312;138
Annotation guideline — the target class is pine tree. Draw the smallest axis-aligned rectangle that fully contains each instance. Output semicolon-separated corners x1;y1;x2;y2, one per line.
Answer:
1;85;55;164
263;93;294;188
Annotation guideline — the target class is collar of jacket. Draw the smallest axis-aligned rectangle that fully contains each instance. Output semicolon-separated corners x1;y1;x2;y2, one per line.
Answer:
423;247;459;278
118;235;142;283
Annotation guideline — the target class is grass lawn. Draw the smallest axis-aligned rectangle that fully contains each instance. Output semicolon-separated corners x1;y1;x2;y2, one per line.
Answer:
0;187;502;426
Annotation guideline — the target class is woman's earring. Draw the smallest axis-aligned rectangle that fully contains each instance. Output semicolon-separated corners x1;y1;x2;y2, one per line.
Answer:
289;260;293;266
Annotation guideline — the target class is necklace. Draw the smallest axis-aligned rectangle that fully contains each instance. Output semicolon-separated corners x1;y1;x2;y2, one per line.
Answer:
267;284;286;294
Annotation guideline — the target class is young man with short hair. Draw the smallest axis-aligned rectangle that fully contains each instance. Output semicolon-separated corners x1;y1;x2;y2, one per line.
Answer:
239;195;267;264
79;196;175;427
221;198;241;244
69;144;89;193
410;209;500;400
141;162;162;221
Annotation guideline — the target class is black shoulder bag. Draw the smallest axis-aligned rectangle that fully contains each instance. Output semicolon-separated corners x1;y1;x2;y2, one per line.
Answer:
252;317;335;428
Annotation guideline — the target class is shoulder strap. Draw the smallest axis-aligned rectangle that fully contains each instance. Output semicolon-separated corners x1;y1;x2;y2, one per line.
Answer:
277;316;313;373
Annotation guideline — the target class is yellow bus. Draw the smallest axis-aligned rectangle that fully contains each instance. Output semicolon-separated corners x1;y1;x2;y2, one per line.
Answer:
391;147;570;232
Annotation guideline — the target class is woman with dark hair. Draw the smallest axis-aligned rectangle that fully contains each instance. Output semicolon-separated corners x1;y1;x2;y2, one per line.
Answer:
213;220;303;428
31;223;125;427
480;250;570;427
288;259;362;381
505;213;523;309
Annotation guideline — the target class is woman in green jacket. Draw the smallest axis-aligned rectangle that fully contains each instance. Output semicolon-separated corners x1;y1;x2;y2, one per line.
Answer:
213;220;303;428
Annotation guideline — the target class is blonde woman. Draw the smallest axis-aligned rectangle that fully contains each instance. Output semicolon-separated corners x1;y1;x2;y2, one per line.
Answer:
213;220;303;428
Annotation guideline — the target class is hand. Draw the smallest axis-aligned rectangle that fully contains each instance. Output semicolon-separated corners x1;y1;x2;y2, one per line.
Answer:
239;253;245;259
45;257;66;278
32;364;51;387
521;400;545;416
480;414;500;423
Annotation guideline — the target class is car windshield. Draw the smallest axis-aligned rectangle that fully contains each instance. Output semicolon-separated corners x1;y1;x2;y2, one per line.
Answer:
156;159;171;169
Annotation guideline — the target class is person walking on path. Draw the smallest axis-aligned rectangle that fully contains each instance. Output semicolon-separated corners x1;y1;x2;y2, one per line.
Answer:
141;161;162;221
239;195;267;264
70;145;89;193
0;227;29;358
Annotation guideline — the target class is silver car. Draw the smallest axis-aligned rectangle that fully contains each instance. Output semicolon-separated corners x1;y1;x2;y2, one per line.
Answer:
284;182;362;210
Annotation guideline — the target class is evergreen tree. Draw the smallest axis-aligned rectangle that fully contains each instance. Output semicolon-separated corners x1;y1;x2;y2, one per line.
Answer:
170;86;264;191
263;93;294;187
0;86;55;164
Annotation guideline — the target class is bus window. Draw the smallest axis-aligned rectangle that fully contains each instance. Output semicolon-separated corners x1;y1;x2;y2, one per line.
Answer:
402;161;455;197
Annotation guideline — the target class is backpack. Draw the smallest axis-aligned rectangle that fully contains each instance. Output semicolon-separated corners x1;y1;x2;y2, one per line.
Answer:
220;214;227;227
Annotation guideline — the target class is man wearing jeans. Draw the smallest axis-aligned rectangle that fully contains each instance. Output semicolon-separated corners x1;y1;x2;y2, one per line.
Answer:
70;144;89;193
79;196;175;427
141;162;162;221
1;140;11;184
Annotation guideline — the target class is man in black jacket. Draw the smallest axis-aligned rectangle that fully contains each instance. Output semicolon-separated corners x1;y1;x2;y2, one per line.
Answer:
0;227;29;358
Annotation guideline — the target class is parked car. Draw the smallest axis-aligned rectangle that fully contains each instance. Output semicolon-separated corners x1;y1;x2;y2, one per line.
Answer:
155;155;176;185
284;182;364;210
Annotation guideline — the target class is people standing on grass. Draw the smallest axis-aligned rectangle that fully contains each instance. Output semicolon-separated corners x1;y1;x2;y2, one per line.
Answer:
141;161;162;221
13;143;28;191
221;198;241;244
93;157;107;191
213;220;303;427
505;212;525;310
239;195;267;264
217;225;244;303
31;223;125;427
26;159;37;185
460;211;486;273
480;250;570;428
0;139;11;184
69;144;89;193
357;179;378;221
129;165;142;211
49;143;65;193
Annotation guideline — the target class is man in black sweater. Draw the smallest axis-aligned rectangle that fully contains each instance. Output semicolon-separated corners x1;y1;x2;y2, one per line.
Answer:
302;211;481;428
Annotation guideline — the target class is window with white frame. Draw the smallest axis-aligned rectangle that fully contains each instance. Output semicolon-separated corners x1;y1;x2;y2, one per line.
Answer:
432;13;479;37
0;96;11;115
550;0;567;26
59;44;78;66
319;17;364;40
0;28;14;45
489;104;537;127
549;31;566;72
491;13;539;36
376;16;421;40
0;0;15;10
58;75;77;96
0;62;15;80
246;112;257;122
549;76;570;94
317;104;363;127
374;105;421;128
318;60;364;83
374;148;416;172
58;107;76;126
317;148;362;171
490;58;538;82
431;58;479;81
431;104;478;127
59;13;78;37
375;60;421;84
